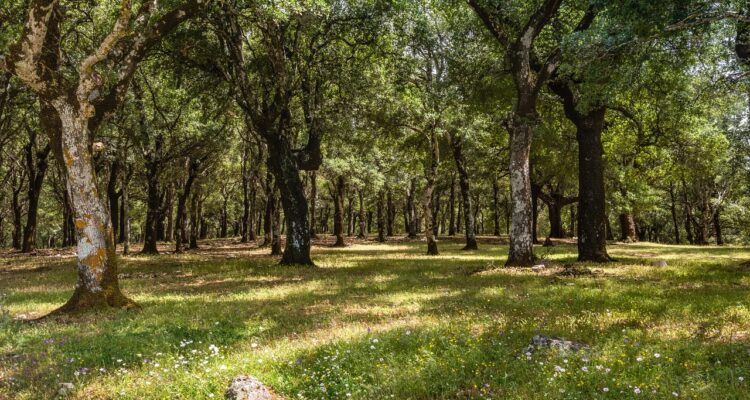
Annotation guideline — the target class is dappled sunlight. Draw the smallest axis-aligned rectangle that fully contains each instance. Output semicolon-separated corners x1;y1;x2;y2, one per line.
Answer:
1;241;750;398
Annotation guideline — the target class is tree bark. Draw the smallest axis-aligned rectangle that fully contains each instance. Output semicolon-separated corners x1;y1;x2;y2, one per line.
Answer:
448;132;477;250
106;160;121;243
333;175;346;247
21;128;51;252
406;180;418;238
357;189;366;239
619;213;637;242
713;205;723;245
175;158;199;253
309;171;318;239
377;190;386;242
448;174;456;236
386;189;394;237
271;187;282;256
423;130;439;255
121;166;131;256
11;169;25;250
668;184;681;244
549;80;610;261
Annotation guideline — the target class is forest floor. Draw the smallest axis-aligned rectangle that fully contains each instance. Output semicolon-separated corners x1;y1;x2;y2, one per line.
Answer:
0;237;749;399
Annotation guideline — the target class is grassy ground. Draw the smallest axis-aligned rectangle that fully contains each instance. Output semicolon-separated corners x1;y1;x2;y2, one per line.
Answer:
0;237;749;399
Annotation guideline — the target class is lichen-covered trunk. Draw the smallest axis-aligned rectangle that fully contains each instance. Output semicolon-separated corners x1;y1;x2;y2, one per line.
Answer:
449;133;477;250
333;175;346;247
506;121;534;266
52;102;132;312
266;139;313;265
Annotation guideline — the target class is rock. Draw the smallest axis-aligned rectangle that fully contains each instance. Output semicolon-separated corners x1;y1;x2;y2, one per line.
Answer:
531;264;545;272
57;382;74;397
651;260;667;267
524;335;588;354
225;376;273;400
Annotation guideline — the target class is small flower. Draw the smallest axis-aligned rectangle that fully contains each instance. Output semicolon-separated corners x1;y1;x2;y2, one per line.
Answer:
636;356;644;362
370;345;376;350
251;343;258;348
672;392;679;397
372;338;379;343
554;365;566;373
603;387;609;393
739;377;745;382
581;366;589;372
634;387;641;395
654;353;661;358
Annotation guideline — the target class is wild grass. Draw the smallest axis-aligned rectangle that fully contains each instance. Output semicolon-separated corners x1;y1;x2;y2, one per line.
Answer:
0;238;749;399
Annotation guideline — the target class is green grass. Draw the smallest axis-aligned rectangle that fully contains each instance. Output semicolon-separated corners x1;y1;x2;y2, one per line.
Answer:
1;238;749;399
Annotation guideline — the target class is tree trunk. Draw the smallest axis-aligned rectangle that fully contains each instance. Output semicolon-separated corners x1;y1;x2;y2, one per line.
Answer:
619;213;637;242
713;205;723;245
189;192;199;249
357;189;366;239
668;184;681;244
50;102;133;312
448;132;477;250
550;80;610;261
121;167;131;256
164;184;174;242
262;170;274;247
333;175;346;247
492;178;501;236
309;171;318;239
142;159;160;254
11;170;24;250
448;174;456;236
107;160;121;243
21;129;51;252
423;130;439;255
241;142;251;243
175;159;199;253
407;179;418;238
271;187;282;256
505;115;536;266
386;189;394;237
377;190;386;242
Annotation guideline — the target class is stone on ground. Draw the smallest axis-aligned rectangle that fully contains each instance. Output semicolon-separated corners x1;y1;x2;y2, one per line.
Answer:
225;375;274;400
524;335;588;354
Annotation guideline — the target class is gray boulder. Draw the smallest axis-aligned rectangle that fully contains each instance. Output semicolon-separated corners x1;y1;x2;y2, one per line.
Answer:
225;376;274;400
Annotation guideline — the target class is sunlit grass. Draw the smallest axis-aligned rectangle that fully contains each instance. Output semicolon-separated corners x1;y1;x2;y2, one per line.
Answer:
1;238;749;399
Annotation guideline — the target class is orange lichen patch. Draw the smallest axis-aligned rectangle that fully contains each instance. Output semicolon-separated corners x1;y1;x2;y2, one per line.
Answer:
82;247;107;270
63;149;74;168
75;219;87;229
